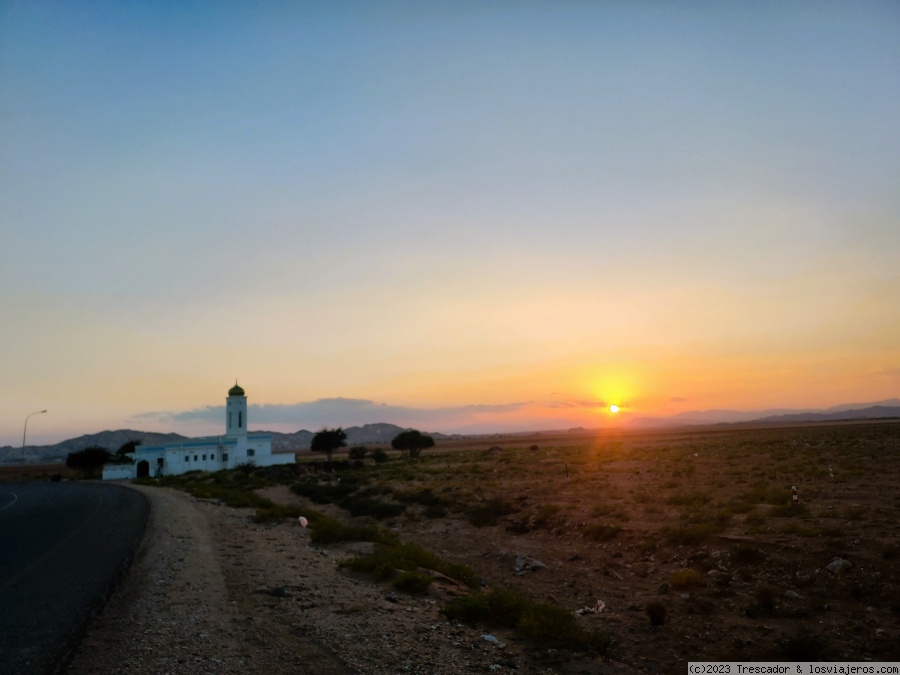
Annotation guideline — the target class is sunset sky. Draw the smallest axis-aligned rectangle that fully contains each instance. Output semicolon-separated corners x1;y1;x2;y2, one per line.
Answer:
2;2;898;447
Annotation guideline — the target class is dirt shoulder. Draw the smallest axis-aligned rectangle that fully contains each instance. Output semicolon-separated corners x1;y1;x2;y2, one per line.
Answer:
64;484;351;675
64;484;583;675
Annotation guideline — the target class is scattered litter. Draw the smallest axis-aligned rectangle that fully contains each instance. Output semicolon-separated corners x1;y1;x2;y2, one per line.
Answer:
298;516;308;527
483;634;499;644
253;585;290;598
575;599;606;616
514;554;548;574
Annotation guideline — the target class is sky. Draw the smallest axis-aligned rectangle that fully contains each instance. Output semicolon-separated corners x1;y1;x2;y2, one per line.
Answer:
2;1;899;447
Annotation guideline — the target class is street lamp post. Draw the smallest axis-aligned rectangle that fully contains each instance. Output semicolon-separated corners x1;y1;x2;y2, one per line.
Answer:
22;410;48;461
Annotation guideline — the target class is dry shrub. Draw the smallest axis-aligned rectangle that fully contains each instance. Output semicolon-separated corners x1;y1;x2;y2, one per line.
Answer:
583;523;622;542
732;546;767;566
531;504;562;528
590;502;628;521
669;568;704;589
665;523;717;546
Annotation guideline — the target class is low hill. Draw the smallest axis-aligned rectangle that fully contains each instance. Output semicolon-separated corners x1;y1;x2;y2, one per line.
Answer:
3;430;189;465
2;424;455;464
753;405;900;424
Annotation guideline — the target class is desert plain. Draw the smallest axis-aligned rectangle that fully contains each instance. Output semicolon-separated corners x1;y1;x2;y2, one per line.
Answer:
9;420;900;673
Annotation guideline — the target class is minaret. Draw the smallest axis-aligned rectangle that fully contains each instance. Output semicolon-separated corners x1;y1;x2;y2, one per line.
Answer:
225;381;248;436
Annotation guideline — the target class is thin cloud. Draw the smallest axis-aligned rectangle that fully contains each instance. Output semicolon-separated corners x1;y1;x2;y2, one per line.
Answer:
548;400;605;409
133;397;530;433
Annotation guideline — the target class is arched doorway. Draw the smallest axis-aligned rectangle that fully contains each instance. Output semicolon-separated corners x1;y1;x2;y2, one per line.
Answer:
136;460;150;478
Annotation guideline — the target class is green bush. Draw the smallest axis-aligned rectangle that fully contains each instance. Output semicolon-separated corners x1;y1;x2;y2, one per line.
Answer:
340;495;405;519
466;498;519;527
291;479;358;504
397;488;447;508
392;571;434;594
307;513;399;546
340;541;479;589
254;503;303;523
442;588;608;651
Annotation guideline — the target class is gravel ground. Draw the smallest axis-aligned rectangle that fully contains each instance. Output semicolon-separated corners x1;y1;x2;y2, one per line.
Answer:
63;484;613;675
64;484;351;674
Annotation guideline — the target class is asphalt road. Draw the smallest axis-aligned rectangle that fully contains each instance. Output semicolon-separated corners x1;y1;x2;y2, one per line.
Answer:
0;481;149;675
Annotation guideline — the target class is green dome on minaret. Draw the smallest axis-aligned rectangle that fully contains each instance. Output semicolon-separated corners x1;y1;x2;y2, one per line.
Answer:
228;381;245;397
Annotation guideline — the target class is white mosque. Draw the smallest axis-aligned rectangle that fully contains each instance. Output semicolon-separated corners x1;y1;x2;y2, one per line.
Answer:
102;383;296;480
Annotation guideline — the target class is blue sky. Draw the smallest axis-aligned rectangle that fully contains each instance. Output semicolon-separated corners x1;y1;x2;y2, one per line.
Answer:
2;1;898;446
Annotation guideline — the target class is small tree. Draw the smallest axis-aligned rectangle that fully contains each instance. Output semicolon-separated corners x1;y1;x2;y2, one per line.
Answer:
112;439;140;464
66;446;113;476
311;428;347;464
391;430;435;459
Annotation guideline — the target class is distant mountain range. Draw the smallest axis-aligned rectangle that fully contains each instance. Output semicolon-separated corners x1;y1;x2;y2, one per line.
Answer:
1;423;458;465
262;423;458;452
3;400;898;465
630;398;900;427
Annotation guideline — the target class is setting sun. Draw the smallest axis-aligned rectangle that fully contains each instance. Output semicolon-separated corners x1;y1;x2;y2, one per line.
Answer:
608;404;620;414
